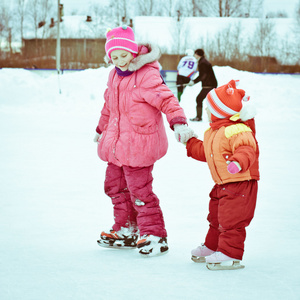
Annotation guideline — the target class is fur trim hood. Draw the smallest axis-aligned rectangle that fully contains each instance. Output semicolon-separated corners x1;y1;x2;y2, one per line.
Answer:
128;44;161;71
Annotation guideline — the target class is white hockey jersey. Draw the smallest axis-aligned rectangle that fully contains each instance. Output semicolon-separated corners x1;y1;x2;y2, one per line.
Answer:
177;55;198;78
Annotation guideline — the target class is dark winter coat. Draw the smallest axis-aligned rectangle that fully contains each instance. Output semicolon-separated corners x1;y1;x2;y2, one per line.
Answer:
193;57;217;88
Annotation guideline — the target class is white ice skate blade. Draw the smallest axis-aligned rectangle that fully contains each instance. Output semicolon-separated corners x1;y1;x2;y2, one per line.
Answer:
206;260;245;271
139;249;169;258
191;255;206;263
97;240;136;250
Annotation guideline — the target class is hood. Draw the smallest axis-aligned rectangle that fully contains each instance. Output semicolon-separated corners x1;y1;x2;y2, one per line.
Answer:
128;44;161;72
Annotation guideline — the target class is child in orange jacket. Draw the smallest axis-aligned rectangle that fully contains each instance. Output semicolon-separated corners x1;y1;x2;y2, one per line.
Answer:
183;80;260;270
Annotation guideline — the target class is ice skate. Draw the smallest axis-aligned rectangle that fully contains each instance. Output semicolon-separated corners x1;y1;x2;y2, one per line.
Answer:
191;243;215;263
97;227;138;249
137;235;169;257
206;251;245;270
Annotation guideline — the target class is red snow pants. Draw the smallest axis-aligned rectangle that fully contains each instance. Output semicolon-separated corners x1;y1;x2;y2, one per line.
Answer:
104;163;167;237
204;180;258;260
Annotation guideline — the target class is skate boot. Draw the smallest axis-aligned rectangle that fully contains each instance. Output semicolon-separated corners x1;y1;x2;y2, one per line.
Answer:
97;227;138;249
137;235;169;257
191;243;215;263
206;251;245;270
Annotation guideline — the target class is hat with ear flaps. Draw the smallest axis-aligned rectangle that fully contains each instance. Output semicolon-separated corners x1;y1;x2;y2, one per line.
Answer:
206;79;255;122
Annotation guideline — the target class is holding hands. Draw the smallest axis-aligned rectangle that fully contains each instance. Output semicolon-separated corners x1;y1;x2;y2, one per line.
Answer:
174;124;197;144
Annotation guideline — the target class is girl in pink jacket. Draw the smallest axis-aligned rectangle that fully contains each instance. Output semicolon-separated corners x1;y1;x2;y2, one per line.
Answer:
94;26;196;257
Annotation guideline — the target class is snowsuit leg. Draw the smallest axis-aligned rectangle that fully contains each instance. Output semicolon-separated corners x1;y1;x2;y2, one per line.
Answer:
204;186;221;252
195;87;213;119
123;165;167;238
176;75;190;102
204;180;258;260
104;163;137;231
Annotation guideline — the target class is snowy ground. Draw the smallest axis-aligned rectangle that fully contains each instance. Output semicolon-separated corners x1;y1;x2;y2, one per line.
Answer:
0;66;300;300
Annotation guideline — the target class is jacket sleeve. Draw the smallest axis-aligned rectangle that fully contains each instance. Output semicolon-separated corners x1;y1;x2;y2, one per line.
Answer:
186;137;206;162
96;88;110;134
139;67;187;127
193;61;207;84
227;132;257;172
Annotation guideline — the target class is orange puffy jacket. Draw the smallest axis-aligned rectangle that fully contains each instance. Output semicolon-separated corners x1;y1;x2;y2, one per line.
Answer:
186;118;260;185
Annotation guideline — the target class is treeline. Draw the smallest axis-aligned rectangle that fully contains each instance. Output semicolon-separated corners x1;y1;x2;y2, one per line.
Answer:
0;0;300;73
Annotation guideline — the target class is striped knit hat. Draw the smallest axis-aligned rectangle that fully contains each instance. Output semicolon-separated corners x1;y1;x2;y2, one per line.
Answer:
206;80;250;121
105;25;138;59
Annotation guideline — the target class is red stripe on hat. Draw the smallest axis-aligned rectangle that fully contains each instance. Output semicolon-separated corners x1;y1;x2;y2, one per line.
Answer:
206;92;231;119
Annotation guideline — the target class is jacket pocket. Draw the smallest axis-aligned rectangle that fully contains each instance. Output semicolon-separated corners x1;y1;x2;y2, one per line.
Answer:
131;123;158;135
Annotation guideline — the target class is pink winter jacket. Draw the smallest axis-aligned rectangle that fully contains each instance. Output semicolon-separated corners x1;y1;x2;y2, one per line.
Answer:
96;44;187;167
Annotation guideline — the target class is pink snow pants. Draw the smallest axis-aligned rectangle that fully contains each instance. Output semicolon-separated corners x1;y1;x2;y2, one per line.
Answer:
104;162;167;237
204;180;258;260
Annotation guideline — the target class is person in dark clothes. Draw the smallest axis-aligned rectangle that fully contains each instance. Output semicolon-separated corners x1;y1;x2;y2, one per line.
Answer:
188;49;218;121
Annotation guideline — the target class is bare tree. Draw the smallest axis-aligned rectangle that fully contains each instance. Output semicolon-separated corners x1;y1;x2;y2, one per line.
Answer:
106;0;130;25
201;0;252;17
87;3;107;37
191;0;205;16
137;0;154;16
0;4;11;54
27;0;39;38
16;0;26;44
294;0;300;64
242;0;263;18
250;18;276;57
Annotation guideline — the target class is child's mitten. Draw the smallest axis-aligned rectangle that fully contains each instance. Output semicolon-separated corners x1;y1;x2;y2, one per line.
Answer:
226;161;242;174
93;133;102;143
174;124;198;143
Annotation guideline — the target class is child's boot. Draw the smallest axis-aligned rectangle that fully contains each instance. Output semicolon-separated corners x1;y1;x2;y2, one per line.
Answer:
205;251;245;270
137;235;169;257
191;243;215;263
97;227;138;249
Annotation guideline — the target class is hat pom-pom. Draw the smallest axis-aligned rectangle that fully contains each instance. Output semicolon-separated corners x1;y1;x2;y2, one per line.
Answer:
243;95;250;102
121;25;128;30
226;85;234;95
240;99;256;121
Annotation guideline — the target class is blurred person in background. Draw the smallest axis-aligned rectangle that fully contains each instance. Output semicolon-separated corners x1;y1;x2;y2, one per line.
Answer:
189;49;217;121
176;49;198;102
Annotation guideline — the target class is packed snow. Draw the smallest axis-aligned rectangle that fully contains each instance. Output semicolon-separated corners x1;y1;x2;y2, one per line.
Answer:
0;66;299;300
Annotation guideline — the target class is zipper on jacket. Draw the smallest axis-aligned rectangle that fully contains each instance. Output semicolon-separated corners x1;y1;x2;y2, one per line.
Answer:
209;131;223;185
112;77;123;160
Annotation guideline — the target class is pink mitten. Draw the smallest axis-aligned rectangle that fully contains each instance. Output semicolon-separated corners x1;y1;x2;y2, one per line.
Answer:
227;161;242;174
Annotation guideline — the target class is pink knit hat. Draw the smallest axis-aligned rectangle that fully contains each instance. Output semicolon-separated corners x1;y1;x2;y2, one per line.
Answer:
206;80;250;121
105;25;138;59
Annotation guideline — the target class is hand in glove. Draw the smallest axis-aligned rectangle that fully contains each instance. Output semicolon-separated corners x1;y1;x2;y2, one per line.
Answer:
188;80;195;86
226;161;242;174
174;124;197;143
93;133;102;143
